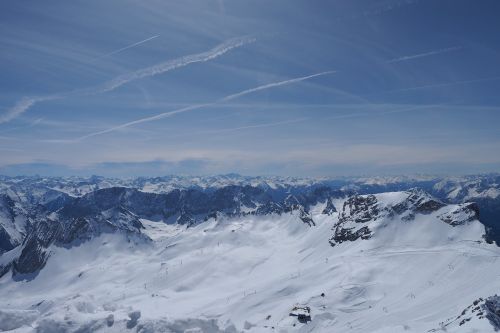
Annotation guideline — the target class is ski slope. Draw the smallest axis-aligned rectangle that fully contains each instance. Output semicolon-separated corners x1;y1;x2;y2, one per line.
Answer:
0;195;499;332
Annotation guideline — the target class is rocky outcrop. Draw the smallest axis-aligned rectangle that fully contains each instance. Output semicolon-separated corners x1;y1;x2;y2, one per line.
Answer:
438;202;480;226
0;225;18;254
485;295;500;330
322;198;337;215
329;195;380;246
297;207;315;227
391;188;445;219
340;195;380;223
13;218;61;276
176;207;195;225
289;305;311;323
430;295;500;332
330;189;481;247
0;194;27;253
330;226;371;246
7;204;145;278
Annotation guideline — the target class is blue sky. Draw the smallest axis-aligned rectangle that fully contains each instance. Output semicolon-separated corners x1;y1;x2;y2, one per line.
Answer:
1;0;500;177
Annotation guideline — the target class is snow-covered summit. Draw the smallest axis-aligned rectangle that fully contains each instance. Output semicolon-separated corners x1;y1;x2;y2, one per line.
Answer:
329;189;483;247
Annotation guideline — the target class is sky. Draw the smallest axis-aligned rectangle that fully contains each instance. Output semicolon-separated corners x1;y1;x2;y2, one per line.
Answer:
1;0;500;177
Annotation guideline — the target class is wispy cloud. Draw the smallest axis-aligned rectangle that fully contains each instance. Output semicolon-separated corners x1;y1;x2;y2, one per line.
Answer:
0;36;255;124
72;70;336;141
0;95;61;125
210;117;309;133
96;35;160;59
0;147;23;152
168;117;310;139
322;104;447;121
375;75;500;94
332;0;421;23
386;46;462;64
73;103;212;141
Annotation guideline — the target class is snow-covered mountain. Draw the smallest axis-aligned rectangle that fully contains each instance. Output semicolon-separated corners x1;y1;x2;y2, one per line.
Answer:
0;175;499;332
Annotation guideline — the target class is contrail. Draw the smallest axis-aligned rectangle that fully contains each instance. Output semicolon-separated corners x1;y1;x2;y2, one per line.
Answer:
97;36;255;93
74;71;336;141
97;35;160;59
220;71;336;102
0;36;255;124
386;46;462;64
0;95;61;125
77;103;213;141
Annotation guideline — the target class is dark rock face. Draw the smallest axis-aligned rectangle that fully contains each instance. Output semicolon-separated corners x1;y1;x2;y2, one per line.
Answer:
298;207;315;227
13;218;60;276
255;202;284;215
0;225;17;254
0;194;25;253
329;195;379;246
340;195;380;224
322;198;337;215
469;196;500;245
176;207;195;225
289;306;311;323
485;295;500;330
56;186;337;226
330;226;371;246
126;311;141;329
9;203;145;278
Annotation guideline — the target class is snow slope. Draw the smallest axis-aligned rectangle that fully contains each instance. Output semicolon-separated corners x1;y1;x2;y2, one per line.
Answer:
0;193;499;332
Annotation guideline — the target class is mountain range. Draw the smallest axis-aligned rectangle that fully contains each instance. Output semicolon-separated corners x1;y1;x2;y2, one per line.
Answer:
0;174;499;332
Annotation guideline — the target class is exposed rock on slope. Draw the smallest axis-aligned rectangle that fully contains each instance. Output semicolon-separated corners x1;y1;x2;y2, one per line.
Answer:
0;193;28;253
330;189;480;246
431;295;500;332
322;197;337;215
8;203;145;278
1;184;342;277
438;202;480;226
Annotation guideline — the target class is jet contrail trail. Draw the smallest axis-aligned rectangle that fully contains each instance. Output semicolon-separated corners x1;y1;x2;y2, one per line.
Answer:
0;36;255;124
97;35;160;59
220;71;336;102
386;46;462;64
74;70;336;141
97;36;255;93
0;95;61;125
77;103;213;141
